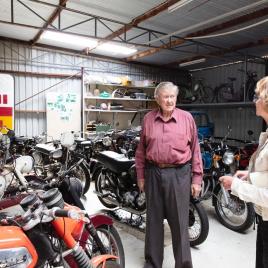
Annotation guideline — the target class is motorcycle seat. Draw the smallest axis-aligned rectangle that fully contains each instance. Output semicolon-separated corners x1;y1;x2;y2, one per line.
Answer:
96;150;135;173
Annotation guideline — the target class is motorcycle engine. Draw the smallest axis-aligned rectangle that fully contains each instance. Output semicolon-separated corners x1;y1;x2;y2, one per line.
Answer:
123;191;146;210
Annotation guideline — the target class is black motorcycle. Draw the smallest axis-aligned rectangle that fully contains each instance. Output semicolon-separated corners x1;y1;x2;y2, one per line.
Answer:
32;132;91;194
93;150;209;246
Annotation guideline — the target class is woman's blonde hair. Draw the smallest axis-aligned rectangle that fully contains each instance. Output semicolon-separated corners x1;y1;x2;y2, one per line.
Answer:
255;76;268;105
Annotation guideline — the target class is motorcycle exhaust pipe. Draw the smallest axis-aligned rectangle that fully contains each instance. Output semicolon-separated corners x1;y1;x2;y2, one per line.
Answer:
94;190;146;215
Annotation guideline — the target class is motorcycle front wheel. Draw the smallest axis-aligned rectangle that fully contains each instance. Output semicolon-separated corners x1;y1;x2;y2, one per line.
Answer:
84;225;125;268
213;186;255;232
188;200;209;247
97;260;122;268
94;169;118;208
69;162;91;195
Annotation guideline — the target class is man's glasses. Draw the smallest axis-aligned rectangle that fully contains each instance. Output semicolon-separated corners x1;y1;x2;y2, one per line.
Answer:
253;94;260;103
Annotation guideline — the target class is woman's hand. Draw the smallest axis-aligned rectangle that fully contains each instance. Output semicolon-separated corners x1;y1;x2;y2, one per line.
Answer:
234;170;249;180
219;175;234;190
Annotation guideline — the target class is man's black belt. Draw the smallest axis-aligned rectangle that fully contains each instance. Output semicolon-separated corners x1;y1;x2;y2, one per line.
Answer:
147;159;190;169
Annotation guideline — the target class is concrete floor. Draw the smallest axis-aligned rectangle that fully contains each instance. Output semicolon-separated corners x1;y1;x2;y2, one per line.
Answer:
84;183;256;268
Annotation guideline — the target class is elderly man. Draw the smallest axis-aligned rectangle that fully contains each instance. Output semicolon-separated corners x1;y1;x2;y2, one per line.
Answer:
135;81;203;268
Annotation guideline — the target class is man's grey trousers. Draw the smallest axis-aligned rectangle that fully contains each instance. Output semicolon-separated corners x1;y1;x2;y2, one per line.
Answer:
143;163;192;268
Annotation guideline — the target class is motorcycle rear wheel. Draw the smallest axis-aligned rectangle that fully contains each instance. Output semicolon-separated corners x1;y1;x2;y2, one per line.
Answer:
213;187;255;232
188;200;209;247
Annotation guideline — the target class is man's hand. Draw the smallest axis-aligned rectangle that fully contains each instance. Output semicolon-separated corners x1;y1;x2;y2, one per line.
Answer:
219;175;234;190
191;183;201;198
137;179;145;192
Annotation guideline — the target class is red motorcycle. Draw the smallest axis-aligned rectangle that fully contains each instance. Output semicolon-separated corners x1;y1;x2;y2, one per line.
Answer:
0;188;121;268
235;131;258;170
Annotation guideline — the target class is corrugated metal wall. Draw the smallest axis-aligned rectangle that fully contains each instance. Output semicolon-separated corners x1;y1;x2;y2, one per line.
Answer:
191;60;266;140
0;41;187;137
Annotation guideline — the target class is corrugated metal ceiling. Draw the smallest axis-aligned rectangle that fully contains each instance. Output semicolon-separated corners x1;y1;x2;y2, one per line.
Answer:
0;0;267;69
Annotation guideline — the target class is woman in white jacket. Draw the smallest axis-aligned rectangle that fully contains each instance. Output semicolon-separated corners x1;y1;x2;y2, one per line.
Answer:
220;76;268;268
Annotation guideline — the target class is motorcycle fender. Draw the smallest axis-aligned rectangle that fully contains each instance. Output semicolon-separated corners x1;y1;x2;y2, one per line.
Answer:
90;214;113;227
91;254;117;267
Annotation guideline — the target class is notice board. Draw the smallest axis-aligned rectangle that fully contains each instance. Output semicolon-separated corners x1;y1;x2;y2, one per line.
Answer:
46;92;81;139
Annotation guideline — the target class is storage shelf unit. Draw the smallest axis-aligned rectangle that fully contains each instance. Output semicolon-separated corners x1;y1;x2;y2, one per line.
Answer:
83;83;156;131
177;101;255;109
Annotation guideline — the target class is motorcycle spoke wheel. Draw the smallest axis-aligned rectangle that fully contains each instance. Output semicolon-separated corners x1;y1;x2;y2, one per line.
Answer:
69;163;90;194
97;260;121;268
188;202;209;247
85;226;125;268
95;169;118;208
214;190;254;232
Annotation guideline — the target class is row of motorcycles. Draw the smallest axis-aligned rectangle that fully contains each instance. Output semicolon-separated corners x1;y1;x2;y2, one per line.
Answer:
0;129;124;268
0;124;258;267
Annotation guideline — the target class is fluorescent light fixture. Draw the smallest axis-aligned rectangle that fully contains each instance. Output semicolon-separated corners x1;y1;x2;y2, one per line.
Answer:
168;0;194;13
97;43;137;55
40;31;98;49
179;58;206;67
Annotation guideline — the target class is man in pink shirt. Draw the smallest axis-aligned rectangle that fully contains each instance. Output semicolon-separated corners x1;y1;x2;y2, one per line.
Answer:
135;82;203;268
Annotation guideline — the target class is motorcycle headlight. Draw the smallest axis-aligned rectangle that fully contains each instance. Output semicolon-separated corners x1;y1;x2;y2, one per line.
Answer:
102;136;112;147
223;151;234;165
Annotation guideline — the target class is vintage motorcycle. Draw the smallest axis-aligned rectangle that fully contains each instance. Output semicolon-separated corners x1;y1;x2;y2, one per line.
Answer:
200;132;255;232
32;132;91;194
92;150;209;246
0;188;121;268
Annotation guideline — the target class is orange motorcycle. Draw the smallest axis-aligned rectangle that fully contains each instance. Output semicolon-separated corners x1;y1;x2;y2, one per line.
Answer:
0;188;121;268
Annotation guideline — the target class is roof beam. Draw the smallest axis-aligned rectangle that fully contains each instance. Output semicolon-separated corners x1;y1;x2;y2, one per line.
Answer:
31;0;68;45
168;36;268;66
126;6;268;61
104;0;180;40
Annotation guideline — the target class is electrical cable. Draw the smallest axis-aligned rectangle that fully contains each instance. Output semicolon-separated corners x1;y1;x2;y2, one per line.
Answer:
186;18;268;40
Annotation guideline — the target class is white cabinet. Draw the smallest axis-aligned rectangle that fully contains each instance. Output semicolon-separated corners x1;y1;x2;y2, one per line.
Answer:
83;83;156;132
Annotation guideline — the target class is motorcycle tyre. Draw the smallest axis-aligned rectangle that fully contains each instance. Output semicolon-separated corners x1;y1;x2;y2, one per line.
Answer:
94;169;118;209
189;201;209;247
213;186;255;232
97;260;121;268
92;225;125;268
69;162;91;195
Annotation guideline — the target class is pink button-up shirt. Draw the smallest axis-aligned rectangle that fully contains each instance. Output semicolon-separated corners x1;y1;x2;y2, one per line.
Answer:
135;108;203;185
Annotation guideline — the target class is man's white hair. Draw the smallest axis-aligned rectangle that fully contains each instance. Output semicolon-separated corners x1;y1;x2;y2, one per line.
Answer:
154;82;179;98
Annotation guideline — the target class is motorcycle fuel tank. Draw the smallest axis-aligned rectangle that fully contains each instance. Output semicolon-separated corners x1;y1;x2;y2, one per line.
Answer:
0;226;38;268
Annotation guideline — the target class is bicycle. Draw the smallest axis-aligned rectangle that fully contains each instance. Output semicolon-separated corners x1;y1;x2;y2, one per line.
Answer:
214;70;257;103
178;78;213;103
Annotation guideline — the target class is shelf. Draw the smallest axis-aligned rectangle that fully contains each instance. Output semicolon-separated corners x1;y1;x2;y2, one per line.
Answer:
15;109;46;113
84;108;151;113
84;96;155;102
92;83;155;90
177;101;255;109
